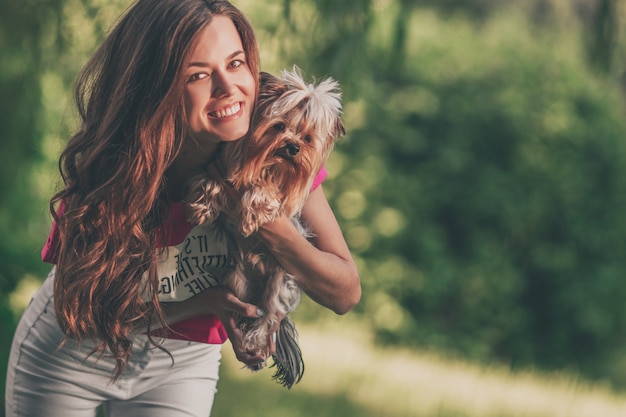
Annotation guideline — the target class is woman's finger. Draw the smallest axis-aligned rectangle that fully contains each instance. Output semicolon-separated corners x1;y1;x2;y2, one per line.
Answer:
223;314;266;367
220;290;263;318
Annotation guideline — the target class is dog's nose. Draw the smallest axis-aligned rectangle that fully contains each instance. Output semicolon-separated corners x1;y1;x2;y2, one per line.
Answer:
285;142;300;156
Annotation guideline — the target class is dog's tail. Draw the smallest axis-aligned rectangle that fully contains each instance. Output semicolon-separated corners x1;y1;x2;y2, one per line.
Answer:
271;316;304;389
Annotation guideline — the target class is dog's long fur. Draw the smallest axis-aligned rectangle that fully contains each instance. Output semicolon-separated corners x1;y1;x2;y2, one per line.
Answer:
186;68;345;388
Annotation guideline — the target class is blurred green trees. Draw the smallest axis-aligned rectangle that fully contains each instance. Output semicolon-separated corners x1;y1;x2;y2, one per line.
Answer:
0;1;67;408
2;3;626;414
269;0;626;385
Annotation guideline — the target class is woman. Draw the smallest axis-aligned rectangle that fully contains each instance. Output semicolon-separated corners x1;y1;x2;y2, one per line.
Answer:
4;0;361;416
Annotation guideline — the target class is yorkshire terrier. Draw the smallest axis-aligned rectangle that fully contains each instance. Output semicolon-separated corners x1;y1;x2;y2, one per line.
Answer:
186;68;345;388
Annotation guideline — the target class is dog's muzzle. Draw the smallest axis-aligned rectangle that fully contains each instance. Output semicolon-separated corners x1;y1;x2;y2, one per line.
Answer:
281;142;300;157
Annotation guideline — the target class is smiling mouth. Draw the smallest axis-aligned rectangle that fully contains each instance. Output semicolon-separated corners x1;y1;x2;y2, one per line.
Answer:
209;102;241;119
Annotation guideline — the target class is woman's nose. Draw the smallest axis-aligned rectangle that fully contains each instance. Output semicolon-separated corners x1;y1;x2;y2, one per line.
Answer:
211;71;236;97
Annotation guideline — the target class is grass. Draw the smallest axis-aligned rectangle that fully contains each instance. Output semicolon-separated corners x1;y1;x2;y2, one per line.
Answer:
214;317;626;417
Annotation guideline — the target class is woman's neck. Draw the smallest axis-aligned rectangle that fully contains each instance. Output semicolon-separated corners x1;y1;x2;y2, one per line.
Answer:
165;141;220;201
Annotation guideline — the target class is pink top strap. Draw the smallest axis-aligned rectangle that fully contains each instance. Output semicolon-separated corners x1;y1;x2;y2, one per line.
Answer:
311;165;327;191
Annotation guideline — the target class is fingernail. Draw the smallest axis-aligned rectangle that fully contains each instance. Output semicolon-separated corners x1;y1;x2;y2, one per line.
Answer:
272;332;277;343
257;308;266;317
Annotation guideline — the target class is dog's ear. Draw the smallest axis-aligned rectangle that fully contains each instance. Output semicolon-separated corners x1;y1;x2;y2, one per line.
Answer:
334;117;346;139
258;72;287;110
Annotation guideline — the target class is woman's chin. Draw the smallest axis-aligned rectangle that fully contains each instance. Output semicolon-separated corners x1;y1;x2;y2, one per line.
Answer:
219;129;249;143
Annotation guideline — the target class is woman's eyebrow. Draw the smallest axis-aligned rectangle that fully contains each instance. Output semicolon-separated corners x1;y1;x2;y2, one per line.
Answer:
187;50;245;68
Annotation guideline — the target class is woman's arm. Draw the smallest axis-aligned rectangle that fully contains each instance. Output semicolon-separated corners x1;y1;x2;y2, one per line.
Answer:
159;287;261;324
256;185;361;314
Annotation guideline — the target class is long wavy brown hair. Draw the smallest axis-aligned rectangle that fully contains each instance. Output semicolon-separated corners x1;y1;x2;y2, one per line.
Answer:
51;0;259;381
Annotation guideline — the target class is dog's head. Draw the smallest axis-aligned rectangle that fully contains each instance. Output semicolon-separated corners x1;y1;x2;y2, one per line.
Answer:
225;67;345;207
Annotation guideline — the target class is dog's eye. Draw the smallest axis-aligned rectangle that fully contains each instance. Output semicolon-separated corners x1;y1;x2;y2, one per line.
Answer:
273;122;286;132
304;135;312;143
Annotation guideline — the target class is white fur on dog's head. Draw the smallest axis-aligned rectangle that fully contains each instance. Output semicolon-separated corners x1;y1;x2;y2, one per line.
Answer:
268;67;345;146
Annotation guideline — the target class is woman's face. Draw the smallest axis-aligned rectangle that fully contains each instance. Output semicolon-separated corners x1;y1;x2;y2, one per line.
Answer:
182;15;256;160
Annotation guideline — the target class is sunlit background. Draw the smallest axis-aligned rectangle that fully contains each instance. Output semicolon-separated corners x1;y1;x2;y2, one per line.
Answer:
2;0;626;416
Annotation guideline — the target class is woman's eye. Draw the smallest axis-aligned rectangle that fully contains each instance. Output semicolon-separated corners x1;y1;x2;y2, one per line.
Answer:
230;59;245;69
273;122;286;132
187;73;209;83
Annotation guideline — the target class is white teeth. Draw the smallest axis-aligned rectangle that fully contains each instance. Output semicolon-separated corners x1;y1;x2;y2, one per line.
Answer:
212;102;241;118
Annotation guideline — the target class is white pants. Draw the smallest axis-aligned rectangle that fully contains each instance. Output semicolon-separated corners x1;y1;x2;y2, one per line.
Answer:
5;268;222;417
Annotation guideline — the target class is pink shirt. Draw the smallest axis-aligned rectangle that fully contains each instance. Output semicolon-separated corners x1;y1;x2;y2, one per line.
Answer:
42;167;327;343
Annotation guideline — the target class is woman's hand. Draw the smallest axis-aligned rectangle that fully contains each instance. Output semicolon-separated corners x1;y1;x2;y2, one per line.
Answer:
161;287;275;367
208;288;272;367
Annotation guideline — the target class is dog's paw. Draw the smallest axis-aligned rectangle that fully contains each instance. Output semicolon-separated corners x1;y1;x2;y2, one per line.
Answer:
247;359;267;372
238;318;272;365
186;179;226;225
239;191;281;236
243;327;270;354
